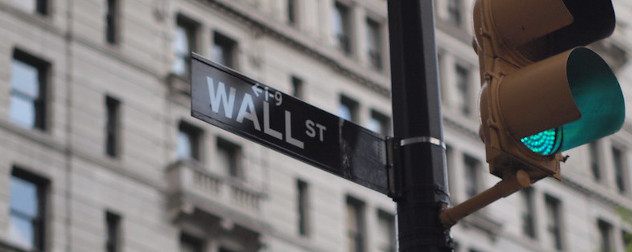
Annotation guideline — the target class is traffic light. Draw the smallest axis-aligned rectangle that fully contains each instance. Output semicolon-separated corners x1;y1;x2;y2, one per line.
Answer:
474;0;625;181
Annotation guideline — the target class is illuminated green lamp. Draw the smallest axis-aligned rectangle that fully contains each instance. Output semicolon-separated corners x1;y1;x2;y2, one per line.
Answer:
521;48;625;155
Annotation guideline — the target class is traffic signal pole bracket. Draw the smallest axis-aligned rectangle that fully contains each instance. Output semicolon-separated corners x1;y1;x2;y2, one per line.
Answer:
439;169;531;228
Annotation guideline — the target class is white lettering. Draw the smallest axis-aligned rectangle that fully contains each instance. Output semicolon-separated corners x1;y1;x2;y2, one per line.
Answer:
315;124;327;142
285;111;304;149
236;93;261;131
263;102;282;139
306;120;316;138
207;77;236;118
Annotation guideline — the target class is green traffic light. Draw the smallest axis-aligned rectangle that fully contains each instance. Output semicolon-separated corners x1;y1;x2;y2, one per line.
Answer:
520;48;624;156
521;128;561;155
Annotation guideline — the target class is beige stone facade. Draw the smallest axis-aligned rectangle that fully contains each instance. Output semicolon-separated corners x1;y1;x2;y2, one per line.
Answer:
1;0;632;252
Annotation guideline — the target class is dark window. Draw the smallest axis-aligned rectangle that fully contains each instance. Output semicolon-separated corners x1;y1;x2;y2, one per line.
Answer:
212;32;237;68
464;155;480;198
346;197;365;252
10;50;49;130
217;138;241;178
455;64;471;116
173;16;197;78
105;211;121;252
218;248;235;252
105;96;121;157
366;19;382;70
589;142;601;181
613;146;627;193
333;2;351;54
297;180;309;236
521;187;536;239
545;195;563;250
177;122;201;161
9;168;48;251
180;233;203;252
106;0;119;44
287;0;297;26
377;211;395;252
15;0;47;15
291;75;304;99
368;110;390;136
447;0;462;26
598;220;613;252
339;96;359;122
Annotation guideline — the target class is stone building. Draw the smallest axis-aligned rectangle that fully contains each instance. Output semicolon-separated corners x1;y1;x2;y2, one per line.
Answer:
0;0;631;252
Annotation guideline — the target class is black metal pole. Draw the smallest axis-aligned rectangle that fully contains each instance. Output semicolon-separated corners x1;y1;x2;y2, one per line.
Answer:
387;0;452;251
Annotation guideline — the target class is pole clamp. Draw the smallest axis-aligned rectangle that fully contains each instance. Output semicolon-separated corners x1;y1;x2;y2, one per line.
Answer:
400;136;446;149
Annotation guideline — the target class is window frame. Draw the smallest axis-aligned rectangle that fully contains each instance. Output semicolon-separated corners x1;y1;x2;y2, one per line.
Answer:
366;18;383;70
216;138;242;179
368;110;391;136
173;15;199;78
346;196;365;252
297;179;310;237
339;95;359;122
212;32;238;69
9;167;49;251
177;121;202;161
105;96;121;158
105;211;122;252
10;49;50;131
332;1;351;54
544;195;563;251
105;0;121;44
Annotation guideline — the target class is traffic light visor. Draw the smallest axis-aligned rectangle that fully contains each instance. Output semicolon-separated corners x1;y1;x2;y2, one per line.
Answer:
499;48;624;155
558;48;624;152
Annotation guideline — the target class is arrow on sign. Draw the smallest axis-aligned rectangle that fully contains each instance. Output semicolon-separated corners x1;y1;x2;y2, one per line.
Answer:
252;83;263;97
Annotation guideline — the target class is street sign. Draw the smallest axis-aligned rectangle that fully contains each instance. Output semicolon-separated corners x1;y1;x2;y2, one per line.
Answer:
191;54;389;194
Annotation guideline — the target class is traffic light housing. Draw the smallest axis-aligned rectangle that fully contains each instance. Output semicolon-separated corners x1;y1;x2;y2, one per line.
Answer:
474;0;625;181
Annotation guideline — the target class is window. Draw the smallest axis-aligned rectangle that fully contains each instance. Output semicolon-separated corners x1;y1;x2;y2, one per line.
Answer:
180;233;203;252
366;18;382;70
297;180;309;236
376;211;396;252
368;110;390;136
455;64;471;116
105;0;120;44
10;50;49;130
339;96;359;122
332;2;351;54
346;197;365;252
287;0;297;26
463;155;480;198
520;187;536;239
177;122;201;161
212;32;237;68
598;220;613;252
105;96;121;157
105;211;122;252
13;0;47;15
9;168;48;251
447;0;462;27
613;146;627;193
545;195;563;251
589;142;601;181
173;16;197;78
291;75;304;99
217;138;241;178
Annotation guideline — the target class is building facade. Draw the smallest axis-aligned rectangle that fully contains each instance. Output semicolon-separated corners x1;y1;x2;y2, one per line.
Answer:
0;0;632;252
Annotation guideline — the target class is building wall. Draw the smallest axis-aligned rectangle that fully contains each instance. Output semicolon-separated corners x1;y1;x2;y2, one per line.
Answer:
0;0;631;252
